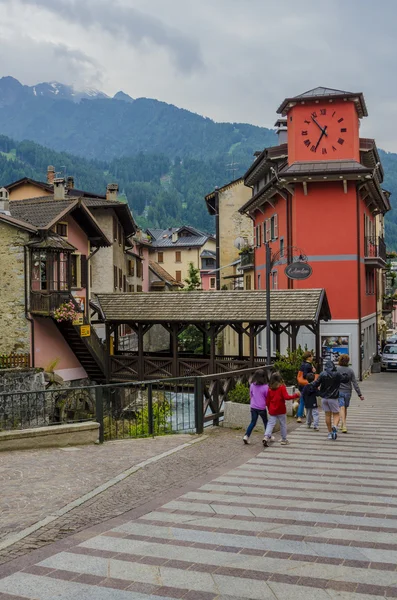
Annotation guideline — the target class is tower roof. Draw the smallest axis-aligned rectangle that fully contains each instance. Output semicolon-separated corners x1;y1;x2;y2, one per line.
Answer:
277;86;368;118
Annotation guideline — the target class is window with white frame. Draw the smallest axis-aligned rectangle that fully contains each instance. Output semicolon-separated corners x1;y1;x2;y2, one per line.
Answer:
257;274;261;289
272;270;278;290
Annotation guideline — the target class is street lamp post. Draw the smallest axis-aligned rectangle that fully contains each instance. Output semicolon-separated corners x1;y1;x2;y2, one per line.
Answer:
265;242;272;366
264;244;308;366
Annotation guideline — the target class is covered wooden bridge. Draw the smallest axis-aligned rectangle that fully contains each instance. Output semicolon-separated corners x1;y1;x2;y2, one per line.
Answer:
94;289;331;382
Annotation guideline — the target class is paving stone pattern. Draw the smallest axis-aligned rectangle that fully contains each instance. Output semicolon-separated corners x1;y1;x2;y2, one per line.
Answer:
1;372;397;599
0;434;196;543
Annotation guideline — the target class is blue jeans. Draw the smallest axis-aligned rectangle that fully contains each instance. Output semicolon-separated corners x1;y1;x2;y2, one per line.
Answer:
297;396;305;418
245;408;268;437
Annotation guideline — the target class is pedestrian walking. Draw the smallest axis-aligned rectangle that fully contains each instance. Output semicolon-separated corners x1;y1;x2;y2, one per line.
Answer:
337;355;364;433
263;372;300;447
243;369;269;445
313;360;343;440
302;373;319;430
296;351;316;423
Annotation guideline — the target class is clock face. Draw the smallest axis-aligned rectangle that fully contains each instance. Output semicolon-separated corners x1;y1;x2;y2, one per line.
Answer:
301;108;347;156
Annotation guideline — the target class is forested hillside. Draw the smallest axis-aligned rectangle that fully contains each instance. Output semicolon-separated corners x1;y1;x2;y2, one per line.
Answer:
0;135;234;232
1;134;397;246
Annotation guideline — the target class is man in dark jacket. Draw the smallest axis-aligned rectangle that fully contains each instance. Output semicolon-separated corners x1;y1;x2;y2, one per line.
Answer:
296;351;316;423
313;360;342;440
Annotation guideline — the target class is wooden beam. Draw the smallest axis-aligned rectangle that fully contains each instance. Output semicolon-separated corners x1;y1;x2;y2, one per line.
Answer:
249;324;256;366
171;323;179;377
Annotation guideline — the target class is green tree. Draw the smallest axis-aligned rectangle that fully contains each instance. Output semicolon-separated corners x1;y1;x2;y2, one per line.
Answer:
184;262;201;290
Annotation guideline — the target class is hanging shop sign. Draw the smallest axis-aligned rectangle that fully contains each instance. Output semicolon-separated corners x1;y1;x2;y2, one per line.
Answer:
284;261;312;280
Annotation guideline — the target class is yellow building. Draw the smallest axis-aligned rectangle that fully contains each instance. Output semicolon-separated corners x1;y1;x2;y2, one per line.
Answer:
205;178;254;356
147;226;216;286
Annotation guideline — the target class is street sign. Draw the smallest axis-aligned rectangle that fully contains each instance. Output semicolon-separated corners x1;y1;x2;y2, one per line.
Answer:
285;261;312;280
80;325;91;337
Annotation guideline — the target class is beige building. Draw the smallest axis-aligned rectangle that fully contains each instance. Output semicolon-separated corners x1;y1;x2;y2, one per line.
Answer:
205;178;254;356
147;226;216;286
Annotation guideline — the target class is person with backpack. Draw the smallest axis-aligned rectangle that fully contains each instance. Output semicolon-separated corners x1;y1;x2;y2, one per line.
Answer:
296;351;316;423
243;369;269;445
312;360;343;440
263;372;300;447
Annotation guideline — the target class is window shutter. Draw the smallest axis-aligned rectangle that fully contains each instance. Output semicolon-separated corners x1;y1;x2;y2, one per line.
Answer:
273;214;278;239
257;225;261;246
80;255;88;289
114;266;117;290
253;227;257;248
265;219;271;242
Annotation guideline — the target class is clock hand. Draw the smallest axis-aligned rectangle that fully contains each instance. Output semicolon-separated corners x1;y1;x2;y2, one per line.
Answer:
311;116;328;136
314;125;328;151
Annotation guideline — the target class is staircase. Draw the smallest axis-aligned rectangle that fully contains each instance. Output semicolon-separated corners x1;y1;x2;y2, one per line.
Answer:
55;319;106;382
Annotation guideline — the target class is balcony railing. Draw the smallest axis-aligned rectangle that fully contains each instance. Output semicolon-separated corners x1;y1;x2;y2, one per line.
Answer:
364;236;387;265
30;291;72;315
240;249;254;269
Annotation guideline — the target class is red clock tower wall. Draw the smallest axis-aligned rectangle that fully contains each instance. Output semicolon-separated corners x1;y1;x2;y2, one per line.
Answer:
287;101;360;164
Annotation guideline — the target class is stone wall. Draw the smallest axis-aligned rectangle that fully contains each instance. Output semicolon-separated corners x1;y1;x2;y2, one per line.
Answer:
0;222;30;354
0;368;45;395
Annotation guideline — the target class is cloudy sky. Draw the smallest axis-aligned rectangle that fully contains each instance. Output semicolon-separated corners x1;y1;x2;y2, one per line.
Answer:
0;0;396;149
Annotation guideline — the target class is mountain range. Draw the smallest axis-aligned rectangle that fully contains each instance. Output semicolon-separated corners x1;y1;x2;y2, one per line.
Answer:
0;76;396;249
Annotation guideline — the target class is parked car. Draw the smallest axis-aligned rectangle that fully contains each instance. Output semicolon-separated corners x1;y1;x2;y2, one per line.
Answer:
386;334;397;344
381;344;397;371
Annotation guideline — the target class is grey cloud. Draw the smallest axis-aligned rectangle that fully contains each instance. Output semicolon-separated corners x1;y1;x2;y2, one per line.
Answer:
11;0;203;74
0;36;103;88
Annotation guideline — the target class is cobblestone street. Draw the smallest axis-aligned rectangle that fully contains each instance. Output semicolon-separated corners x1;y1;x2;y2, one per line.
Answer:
0;373;396;600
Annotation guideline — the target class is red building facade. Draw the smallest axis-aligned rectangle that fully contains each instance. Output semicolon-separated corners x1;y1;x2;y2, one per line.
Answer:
240;87;390;377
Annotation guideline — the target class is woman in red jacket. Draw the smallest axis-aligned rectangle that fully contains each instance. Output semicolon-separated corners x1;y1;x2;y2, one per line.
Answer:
263;372;300;447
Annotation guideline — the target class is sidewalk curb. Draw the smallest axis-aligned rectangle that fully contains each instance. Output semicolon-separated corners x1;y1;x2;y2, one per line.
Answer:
0;435;208;552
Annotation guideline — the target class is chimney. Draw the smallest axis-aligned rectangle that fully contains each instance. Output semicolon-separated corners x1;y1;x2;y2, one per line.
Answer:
66;176;75;190
53;178;66;200
47;165;55;185
106;183;119;201
0;187;10;215
171;231;178;243
274;118;288;144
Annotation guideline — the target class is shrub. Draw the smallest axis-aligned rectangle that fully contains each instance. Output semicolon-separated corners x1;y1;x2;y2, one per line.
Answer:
273;347;314;386
227;382;250;404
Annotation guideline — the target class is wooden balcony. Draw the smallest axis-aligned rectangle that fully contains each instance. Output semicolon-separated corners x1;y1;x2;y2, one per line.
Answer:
30;291;72;316
364;236;387;268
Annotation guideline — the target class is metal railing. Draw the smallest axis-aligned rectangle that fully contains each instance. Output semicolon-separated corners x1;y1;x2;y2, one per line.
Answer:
240;249;254;268
0;367;272;440
30;291;71;315
364;236;387;263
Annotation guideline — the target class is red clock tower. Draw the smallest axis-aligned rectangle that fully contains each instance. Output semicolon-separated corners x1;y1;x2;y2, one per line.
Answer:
240;87;390;377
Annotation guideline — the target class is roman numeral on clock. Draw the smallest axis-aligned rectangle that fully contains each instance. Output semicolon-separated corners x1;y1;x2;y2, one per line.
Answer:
338;138;345;145
304;119;311;124
310;145;316;152
320;109;326;115
338;117;344;123
311;111;317;118
322;148;327;155
304;139;311;147
301;130;308;136
332;146;337;152
341;128;347;132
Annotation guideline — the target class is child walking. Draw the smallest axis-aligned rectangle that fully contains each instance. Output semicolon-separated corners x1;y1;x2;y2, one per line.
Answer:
243;369;269;445
302;373;319;430
263;372;300;447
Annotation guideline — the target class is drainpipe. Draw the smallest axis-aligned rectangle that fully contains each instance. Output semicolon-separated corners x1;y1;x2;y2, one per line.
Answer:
24;246;35;367
356;187;363;380
86;247;100;323
215;188;220;290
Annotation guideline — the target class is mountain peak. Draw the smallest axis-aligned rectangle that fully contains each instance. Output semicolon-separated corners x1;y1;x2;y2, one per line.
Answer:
114;90;134;103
